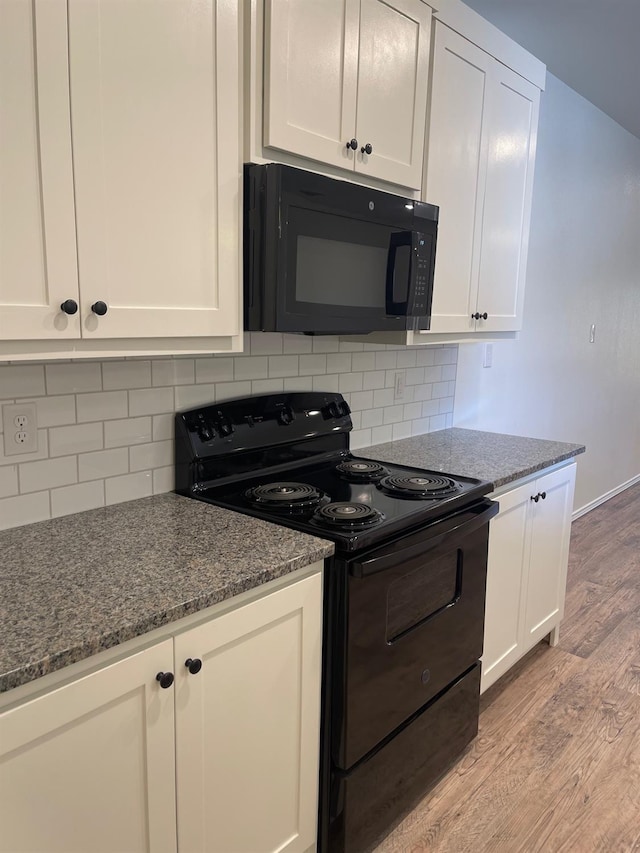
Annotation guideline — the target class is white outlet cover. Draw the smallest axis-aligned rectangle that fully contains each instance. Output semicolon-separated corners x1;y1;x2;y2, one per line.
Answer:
2;402;38;456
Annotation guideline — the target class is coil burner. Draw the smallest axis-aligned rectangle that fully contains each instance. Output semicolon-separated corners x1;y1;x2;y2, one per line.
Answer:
335;460;389;482
244;482;327;515
313;502;384;529
378;474;462;500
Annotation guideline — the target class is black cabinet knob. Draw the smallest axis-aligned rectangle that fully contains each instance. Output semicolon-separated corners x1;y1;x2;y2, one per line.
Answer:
472;312;480;320
361;143;373;155
346;138;358;150
531;493;540;503
91;301;108;316
156;671;174;689
480;312;488;320
60;299;78;315
185;658;202;675
540;491;547;500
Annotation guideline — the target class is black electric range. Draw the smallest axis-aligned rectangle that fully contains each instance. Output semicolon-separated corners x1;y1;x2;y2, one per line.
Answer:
175;391;498;852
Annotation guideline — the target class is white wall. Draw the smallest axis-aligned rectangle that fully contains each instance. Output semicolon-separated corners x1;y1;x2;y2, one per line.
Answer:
0;336;457;530
454;73;640;512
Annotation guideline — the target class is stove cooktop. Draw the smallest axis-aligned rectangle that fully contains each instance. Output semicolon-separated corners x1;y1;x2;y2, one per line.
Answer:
194;453;489;551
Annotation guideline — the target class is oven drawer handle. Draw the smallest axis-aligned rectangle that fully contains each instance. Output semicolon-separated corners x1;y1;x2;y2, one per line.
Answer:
350;501;499;578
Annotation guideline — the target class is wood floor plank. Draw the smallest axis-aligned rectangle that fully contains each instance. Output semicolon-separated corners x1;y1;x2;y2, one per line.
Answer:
375;481;640;852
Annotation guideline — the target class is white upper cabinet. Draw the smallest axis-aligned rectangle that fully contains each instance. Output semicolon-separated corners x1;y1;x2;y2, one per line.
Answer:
263;0;431;190
422;22;540;336
0;1;79;341
0;0;241;358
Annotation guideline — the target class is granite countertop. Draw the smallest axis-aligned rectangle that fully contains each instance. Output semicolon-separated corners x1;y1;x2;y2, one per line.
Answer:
0;493;333;694
363;427;585;490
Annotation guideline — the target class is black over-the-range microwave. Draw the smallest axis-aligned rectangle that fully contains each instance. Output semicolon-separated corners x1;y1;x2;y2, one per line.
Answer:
244;163;438;335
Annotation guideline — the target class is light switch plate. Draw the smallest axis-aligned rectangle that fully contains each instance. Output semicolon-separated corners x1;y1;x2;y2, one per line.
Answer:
2;403;38;456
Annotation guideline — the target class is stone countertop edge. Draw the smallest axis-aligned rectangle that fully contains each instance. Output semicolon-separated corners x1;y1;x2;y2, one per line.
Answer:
0;493;334;695
362;427;585;490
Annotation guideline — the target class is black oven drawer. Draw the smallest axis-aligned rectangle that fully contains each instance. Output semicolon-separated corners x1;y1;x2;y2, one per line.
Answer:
327;664;480;853
334;499;496;769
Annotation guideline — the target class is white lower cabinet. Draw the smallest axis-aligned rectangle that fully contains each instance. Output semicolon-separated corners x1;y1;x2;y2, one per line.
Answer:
481;463;576;693
0;570;323;853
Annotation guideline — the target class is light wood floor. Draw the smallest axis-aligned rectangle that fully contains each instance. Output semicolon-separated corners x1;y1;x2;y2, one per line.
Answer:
376;481;640;852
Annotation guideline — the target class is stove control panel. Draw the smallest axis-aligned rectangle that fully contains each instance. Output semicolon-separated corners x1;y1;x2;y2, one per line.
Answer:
176;391;353;464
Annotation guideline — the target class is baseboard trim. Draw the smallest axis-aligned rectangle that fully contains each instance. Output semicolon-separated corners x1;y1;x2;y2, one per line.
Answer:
572;473;640;521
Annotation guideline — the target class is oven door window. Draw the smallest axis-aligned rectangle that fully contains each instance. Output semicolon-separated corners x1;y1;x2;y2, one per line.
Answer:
285;206;410;320
386;550;461;643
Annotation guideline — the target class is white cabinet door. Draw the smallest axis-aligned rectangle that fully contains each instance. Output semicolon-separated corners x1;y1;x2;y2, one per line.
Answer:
477;63;539;333
481;480;530;692
174;572;323;853
423;23;491;334
264;0;360;170
68;0;240;340
482;463;576;694
0;641;177;853
355;0;431;189
524;465;575;646
0;0;79;341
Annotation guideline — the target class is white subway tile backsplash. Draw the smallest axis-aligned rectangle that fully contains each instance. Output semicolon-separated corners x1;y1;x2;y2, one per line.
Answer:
0;336;457;529
195;357;234;384
153;466;174;495
234;356;268;381
362;371;386;391
268;355;299;378
102;360;151;390
152;359;195;387
51;481;104;518
46;363;101;395
129;387;174;416
0;465;18;498
130;440;173;473
77;391;128;422
19;456;77;494
174;383;216;410
375;351;397;370
105;471;153;506
251;378;284;394
49;423;103;458
351;352;375;372
283;334;313;354
214;381;252;401
0;491;50;530
249;332;283;355
299;354;327;376
104;417;152;448
392;422;413;441
0;364;46;397
17;395;76;427
80;448;129;482
371;424;393;444
152;414;174;442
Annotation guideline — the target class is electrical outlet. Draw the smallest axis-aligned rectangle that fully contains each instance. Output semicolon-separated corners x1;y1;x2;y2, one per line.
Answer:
393;371;405;402
2;403;38;456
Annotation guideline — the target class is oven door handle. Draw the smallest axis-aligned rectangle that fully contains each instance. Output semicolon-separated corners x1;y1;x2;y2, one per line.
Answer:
350;500;499;578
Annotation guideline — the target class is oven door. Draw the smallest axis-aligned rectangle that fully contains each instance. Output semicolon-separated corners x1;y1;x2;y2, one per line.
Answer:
332;498;498;769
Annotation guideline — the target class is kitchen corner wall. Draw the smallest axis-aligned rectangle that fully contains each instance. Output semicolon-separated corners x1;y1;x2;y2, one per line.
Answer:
0;335;457;530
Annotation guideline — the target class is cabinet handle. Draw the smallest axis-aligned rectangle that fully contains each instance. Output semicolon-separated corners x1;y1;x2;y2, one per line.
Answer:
156;671;174;688
91;301;108;316
540;491;547;500
346;138;358;150
361;143;373;155
185;658;202;675
531;493;540;503
472;312;480;320
60;299;78;315
472;312;489;321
